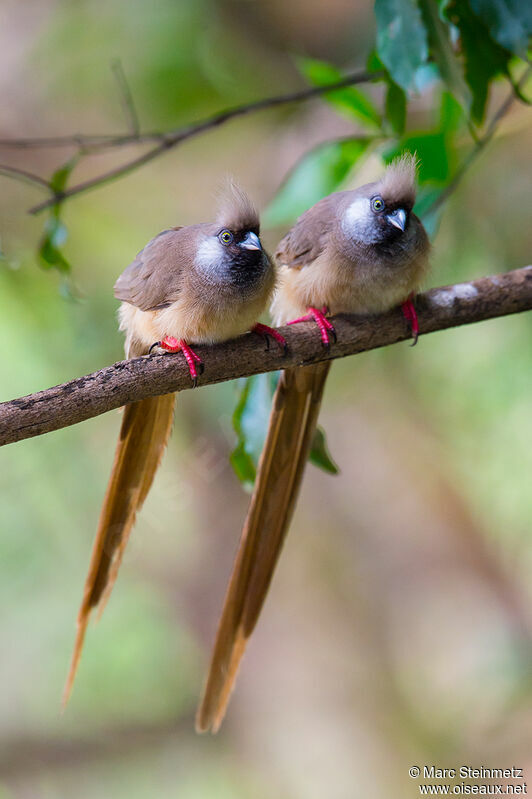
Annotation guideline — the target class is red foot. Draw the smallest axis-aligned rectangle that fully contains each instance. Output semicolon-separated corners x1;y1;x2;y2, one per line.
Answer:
150;336;204;386
287;306;336;348
401;295;419;346
252;323;288;354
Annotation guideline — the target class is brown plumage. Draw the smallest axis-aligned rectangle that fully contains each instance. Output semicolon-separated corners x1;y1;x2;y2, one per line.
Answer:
63;184;275;706
197;154;431;732
196;362;330;732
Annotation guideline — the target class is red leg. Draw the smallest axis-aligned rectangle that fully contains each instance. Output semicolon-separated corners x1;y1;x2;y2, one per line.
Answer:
251;323;288;354
150;336;204;386
401;294;419;346
287;306;336;348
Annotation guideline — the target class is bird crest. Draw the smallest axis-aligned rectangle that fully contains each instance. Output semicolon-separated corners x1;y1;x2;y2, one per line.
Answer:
377;153;418;207
215;178;259;232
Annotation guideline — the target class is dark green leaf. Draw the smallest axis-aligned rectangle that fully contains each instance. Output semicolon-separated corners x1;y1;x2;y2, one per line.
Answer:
385;80;407;134
230;374;341;487
469;0;532;57
443;0;511;123
419;0;471;107
375;0;429;91
309;426;339;475
229;441;257;491
230;373;279;490
366;50;387;74
49;155;79;195
415;185;446;237
439;89;463;134
263;138;372;227
415;185;444;216
38;216;71;273
298;58;381;129
385;130;451;183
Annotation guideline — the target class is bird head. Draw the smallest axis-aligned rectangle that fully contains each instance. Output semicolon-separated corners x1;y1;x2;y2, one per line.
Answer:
214;179;263;263
196;180;267;280
342;154;418;246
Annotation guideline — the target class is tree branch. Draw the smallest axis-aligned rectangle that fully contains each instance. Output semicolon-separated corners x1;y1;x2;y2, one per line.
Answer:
0;266;530;447
0;70;381;151
0;69;381;213
0;164;51;191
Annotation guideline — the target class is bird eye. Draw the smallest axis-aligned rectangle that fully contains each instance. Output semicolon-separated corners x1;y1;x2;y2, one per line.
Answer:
219;229;233;245
371;196;384;212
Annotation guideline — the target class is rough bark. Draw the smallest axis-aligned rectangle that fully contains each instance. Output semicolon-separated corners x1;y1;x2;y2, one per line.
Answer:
0;266;530;447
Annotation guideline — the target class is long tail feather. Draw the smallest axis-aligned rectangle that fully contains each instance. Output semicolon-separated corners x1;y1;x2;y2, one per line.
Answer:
63;391;176;706
196;362;330;732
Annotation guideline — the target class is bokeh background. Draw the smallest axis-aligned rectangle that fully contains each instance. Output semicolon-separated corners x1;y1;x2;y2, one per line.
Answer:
1;1;531;797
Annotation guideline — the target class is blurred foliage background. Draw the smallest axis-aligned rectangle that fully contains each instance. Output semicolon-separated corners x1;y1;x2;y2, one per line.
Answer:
0;0;531;796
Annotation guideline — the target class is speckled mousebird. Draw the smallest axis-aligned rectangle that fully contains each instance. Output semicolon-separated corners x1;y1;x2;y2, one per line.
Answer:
63;182;286;706
197;154;431;733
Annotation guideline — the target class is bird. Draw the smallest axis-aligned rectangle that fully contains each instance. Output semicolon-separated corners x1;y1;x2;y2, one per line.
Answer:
62;181;286;706
196;154;431;732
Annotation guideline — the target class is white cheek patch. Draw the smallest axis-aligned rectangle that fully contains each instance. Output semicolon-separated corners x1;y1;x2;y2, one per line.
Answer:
196;237;224;281
342;197;380;243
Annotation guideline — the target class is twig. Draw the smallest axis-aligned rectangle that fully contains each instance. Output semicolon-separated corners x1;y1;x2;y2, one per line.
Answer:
111;59;140;137
0;133;164;149
0;70;380;152
25;70;381;213
0;69;381;213
0;164;51;191
0;266;530;447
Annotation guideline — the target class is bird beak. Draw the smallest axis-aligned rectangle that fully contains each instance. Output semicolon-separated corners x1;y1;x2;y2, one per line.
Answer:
387;208;406;231
241;231;262;251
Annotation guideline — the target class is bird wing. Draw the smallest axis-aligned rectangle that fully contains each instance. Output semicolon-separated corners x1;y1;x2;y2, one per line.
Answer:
114;227;188;311
196;362;330;733
275;193;347;269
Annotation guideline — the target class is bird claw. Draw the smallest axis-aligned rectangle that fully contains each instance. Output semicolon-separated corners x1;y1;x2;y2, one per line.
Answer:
401;296;419;346
287;306;336;348
251;323;288;355
150;336;204;386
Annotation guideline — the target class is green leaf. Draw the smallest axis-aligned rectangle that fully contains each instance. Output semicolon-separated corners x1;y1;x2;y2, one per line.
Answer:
309;426;339;475
443;0;511;123
469;0;532;57
375;0;429;91
49;155;79;215
385;130;451;183
385;80;407;134
38;216;71;273
229;440;257;491
263;138;372;227
230;374;341;488
297;58;381;129
415;185;446;238
230;373;279;491
439;89;463;134
366;49;387;75
419;0;472;108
